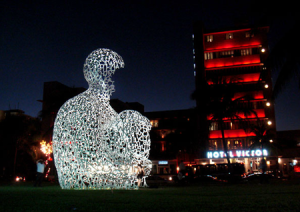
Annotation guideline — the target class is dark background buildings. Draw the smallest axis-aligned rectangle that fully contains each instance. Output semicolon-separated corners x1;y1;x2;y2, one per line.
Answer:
1;1;299;131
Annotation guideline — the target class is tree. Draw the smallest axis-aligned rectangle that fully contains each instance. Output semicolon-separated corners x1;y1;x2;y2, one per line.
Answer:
249;120;278;158
247;1;300;98
0;114;41;179
192;79;257;168
266;21;300;98
249;120;278;182
208;82;257;166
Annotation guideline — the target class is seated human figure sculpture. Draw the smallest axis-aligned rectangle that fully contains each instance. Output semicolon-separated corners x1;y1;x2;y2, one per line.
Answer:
52;48;151;189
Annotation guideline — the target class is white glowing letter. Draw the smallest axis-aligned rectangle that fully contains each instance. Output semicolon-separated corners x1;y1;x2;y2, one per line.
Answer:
52;48;151;189
213;152;219;158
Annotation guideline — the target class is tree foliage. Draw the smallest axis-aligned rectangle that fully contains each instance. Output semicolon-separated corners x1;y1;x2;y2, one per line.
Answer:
192;78;258;167
0;114;41;179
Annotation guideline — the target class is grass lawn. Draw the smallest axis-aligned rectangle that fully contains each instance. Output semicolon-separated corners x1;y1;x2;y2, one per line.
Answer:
0;180;300;212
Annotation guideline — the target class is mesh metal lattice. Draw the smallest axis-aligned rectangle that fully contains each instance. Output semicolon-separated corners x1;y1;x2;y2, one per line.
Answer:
52;49;151;189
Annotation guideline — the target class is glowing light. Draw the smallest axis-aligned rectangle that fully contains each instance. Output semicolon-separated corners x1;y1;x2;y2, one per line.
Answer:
158;161;168;165
40;140;52;156
264;84;269;88
53;49;151;190
15;176;25;182
261;48;266;53
266;102;271;107
269;139;273;143
209;129;256;139
207;149;268;158
204;54;261;69
267;120;272;125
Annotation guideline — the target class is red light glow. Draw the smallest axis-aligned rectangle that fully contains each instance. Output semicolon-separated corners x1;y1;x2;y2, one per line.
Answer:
203;27;269;36
205;42;262;52
204;55;261;69
207;109;265;120
207;73;261;85
294;166;300;173
206;63;262;71
209;129;256;139
232;91;264;100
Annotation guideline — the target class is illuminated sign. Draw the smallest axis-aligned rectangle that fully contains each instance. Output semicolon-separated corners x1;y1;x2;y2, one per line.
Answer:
158;161;168;165
207;149;268;159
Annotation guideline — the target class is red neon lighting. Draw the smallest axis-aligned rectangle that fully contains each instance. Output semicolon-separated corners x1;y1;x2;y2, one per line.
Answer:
209;129;256;139
204;55;261;69
233;91;264;100
236;109;265;118
207;109;265;120
205;41;262;51
206;63;262;71
204;44;262;53
203;27;269;36
203;28;253;35
207;73;261;85
294;166;300;173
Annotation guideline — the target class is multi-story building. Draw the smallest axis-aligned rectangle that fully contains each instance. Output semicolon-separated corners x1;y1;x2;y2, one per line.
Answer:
193;24;277;172
40;81;86;143
145;109;198;177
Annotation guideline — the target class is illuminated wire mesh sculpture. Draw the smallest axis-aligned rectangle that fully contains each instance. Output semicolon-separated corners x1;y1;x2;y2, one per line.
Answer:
52;48;151;189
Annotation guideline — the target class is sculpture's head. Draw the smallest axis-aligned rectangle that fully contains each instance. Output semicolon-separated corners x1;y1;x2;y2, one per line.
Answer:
83;48;125;97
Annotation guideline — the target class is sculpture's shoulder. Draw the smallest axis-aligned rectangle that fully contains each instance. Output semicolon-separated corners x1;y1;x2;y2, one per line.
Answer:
55;91;88;120
118;110;151;128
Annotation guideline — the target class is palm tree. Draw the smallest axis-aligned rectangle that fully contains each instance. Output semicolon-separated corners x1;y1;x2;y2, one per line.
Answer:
246;2;300;98
265;21;300;98
208;82;257;166
192;79;258;168
249;120;278;158
249;120;279;182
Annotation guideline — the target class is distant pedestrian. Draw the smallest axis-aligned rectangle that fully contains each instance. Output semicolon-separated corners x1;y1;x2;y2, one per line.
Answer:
178;160;186;181
34;159;45;187
137;164;144;187
260;158;268;184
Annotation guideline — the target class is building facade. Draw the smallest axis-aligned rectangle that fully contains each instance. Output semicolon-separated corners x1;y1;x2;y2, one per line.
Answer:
145;109;198;178
193;24;277;172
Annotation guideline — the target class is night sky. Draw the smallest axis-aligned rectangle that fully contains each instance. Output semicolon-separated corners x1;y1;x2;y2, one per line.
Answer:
1;1;299;131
